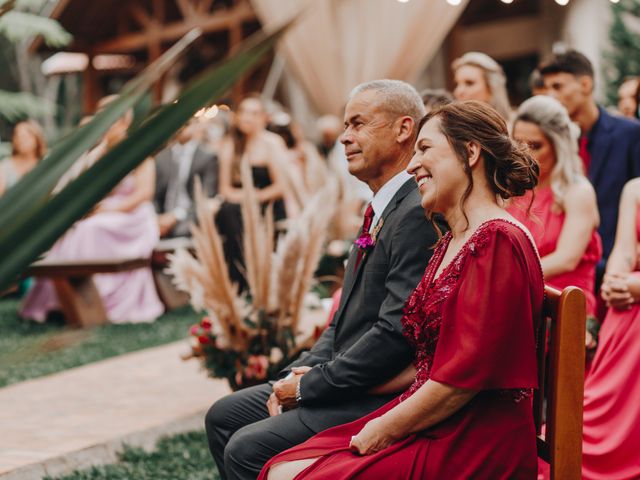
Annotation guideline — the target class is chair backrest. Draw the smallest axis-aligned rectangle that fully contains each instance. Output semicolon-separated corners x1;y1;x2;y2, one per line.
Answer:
534;285;586;480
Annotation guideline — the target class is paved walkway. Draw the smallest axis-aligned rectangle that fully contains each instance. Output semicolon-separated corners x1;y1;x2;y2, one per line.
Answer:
0;308;327;479
0;340;230;479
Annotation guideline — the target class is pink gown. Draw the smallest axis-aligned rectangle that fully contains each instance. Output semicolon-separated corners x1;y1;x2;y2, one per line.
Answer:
508;186;602;316
20;175;164;324
258;220;544;480
581;207;640;479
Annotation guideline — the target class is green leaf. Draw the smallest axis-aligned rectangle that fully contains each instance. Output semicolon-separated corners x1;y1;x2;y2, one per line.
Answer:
0;25;288;292
0;28;201;241
0;90;55;121
0;11;71;46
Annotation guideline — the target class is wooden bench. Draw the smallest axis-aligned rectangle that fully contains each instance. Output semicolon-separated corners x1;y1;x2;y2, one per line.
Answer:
535;285;586;479
26;257;150;327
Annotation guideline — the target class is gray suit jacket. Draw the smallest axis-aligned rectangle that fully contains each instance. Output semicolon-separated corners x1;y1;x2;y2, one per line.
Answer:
154;144;218;237
285;178;444;432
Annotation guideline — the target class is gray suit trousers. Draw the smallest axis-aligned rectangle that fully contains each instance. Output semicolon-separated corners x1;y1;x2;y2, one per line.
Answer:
205;383;315;480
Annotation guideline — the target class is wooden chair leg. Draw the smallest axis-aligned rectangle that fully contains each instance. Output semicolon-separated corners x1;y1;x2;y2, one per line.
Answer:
53;276;108;327
153;269;189;310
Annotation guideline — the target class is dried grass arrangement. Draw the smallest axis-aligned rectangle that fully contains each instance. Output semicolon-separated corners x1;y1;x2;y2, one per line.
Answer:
168;168;337;389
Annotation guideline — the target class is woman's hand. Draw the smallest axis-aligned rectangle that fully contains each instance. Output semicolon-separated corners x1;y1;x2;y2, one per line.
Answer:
602;272;634;310
349;417;400;456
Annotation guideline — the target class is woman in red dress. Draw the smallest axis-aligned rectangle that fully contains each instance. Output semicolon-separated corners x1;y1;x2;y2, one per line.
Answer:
582;177;640;479
507;95;601;342
259;101;544;480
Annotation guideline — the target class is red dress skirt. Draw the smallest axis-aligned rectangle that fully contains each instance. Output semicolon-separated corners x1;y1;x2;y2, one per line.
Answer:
259;219;544;480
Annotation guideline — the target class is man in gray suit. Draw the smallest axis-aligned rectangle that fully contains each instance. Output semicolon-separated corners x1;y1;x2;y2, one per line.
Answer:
205;80;444;480
154;121;218;238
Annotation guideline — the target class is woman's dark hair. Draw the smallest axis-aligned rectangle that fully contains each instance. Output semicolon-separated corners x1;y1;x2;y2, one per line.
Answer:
419;100;539;225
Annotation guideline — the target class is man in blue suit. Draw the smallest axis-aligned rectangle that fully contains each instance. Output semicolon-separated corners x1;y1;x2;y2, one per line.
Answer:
539;50;640;279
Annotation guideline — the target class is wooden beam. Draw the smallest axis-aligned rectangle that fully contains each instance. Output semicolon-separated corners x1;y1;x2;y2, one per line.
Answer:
83;50;99;114
128;4;153;28
92;2;255;53
229;20;243;104
152;0;166;23
175;0;198;20
197;0;214;14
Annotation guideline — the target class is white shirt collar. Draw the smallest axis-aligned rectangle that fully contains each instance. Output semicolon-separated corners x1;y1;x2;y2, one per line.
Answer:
370;170;413;226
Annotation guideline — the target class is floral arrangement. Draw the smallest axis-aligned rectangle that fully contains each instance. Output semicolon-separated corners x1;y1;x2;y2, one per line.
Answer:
169;163;336;389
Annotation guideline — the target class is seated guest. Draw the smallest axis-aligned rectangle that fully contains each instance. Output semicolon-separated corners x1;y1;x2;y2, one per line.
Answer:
581;177;640;480
529;69;547;96
154;120;218;238
205;80;442;479
269;111;329;218
508;96;602;322
452;51;512;121
617;76;639;119
20;107;164;324
419;88;453;113
215;94;289;288
0;120;46;196
259;101;543;480
539;50;640;282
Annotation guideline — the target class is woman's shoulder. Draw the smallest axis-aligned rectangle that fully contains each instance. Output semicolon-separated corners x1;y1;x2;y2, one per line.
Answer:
622;177;640;200
472;217;539;259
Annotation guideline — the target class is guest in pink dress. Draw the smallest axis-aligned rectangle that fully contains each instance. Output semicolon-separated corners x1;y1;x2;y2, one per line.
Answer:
508;96;601;324
581;177;640;479
259;101;543;480
20;108;164;324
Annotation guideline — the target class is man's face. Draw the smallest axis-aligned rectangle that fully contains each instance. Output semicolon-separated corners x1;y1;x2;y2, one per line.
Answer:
340;90;397;185
543;72;590;119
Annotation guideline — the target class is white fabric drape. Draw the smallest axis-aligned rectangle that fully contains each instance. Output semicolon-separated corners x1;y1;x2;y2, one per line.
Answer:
251;0;468;115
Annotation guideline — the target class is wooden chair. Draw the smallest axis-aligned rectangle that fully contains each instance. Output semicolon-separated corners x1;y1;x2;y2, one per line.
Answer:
534;285;586;479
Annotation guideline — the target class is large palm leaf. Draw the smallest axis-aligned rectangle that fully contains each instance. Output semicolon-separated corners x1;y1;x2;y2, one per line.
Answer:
0;25;286;292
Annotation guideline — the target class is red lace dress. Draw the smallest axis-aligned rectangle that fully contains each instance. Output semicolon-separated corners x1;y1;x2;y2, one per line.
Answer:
258;220;544;480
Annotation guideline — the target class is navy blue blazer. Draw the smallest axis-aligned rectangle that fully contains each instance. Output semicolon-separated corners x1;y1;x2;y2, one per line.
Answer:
588;107;640;262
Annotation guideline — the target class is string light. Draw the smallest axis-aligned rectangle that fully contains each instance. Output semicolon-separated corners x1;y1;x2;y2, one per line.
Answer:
446;0;462;5
555;0;569;5
500;0;514;3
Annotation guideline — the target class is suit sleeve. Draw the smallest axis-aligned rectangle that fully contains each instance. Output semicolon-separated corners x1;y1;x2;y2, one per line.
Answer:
298;204;438;404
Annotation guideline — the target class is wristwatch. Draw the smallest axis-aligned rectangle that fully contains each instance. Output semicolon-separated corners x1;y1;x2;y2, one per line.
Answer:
295;379;303;404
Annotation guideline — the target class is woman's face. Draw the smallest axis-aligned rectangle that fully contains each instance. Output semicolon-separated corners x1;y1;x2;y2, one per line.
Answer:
513;121;555;183
236;98;266;135
454;65;492;104
13;124;38;156
407;117;468;215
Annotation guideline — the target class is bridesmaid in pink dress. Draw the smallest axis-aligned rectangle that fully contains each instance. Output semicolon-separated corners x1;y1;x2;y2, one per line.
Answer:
20;108;164;324
582;177;640;479
508;96;602;320
259;101;543;480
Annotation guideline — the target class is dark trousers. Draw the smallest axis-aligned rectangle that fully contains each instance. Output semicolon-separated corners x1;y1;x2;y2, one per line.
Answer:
205;383;316;480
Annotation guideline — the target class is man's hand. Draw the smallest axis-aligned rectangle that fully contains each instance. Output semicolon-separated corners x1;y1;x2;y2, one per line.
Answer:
267;392;282;417
272;366;311;411
349;417;400;456
158;212;177;237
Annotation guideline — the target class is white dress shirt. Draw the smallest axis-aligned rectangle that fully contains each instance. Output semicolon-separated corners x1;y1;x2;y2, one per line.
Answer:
368;170;413;232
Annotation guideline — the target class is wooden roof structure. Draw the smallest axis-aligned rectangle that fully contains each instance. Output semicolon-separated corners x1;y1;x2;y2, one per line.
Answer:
33;0;263;112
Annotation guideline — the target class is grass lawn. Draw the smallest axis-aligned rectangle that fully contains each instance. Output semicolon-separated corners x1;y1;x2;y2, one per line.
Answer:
0;298;201;388
45;430;220;480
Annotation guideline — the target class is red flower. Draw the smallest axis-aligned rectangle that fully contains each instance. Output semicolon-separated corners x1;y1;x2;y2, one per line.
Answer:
198;335;211;345
201;317;212;330
189;325;200;336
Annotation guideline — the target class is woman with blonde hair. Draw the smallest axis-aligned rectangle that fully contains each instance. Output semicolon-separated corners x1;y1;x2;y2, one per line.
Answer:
0;120;47;196
452;51;512;121
508;95;601;329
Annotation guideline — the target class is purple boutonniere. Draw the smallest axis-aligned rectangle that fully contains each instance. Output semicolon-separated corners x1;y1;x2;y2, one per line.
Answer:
354;218;384;251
